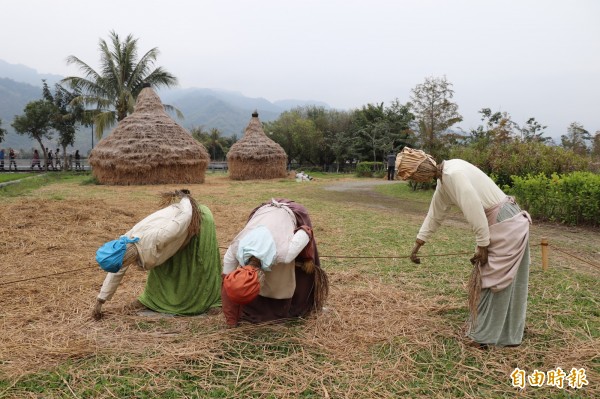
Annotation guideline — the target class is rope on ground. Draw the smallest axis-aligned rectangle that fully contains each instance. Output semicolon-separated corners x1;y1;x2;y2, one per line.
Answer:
0;265;97;287
3;242;594;287
548;244;600;270
318;252;471;259
0;250;475;287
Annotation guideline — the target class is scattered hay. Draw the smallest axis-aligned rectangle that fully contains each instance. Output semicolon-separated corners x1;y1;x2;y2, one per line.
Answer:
0;182;598;398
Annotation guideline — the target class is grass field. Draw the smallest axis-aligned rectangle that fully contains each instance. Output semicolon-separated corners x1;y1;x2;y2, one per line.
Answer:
0;173;37;184
0;172;597;398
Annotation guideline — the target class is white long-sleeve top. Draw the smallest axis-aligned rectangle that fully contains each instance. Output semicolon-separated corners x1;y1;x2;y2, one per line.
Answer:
125;197;193;269
416;159;506;247
223;228;309;273
97;197;193;302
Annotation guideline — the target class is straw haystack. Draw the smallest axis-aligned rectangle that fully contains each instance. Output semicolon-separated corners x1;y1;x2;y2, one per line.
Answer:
88;86;210;185
227;112;287;180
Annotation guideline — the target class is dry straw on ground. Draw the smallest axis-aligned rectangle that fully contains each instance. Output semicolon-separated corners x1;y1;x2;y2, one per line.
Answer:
227;112;287;180
88;86;210;185
0;178;597;398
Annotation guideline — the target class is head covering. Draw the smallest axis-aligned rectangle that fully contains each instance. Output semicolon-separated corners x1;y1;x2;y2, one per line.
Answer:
236;225;277;270
223;265;261;305
395;147;437;181
96;236;140;273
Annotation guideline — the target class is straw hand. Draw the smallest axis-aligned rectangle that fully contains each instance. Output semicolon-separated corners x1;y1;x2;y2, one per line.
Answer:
470;246;488;266
410;239;425;264
92;298;105;320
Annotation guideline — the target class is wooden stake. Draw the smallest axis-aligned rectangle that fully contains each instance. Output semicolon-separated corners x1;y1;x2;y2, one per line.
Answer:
541;237;549;271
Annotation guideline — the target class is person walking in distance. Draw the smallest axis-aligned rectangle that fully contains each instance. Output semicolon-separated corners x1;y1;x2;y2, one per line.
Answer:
75;150;81;170
31;149;42;170
8;148;17;171
386;151;396;181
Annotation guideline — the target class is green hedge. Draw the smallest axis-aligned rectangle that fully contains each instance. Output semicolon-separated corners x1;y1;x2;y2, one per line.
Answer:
510;171;600;226
355;162;385;177
451;141;590;187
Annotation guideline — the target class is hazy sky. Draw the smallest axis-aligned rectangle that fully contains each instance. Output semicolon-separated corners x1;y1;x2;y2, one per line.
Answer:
2;0;599;140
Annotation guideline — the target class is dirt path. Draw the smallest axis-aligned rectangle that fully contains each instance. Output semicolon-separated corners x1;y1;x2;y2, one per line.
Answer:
323;179;426;214
324;178;600;275
324;179;399;192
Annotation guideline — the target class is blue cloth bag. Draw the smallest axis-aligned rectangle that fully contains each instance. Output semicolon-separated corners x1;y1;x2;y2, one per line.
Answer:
96;236;140;273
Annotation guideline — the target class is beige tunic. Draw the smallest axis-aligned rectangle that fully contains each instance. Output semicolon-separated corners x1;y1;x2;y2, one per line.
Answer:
417;159;506;247
126;197;192;270
223;203;308;299
97;198;193;302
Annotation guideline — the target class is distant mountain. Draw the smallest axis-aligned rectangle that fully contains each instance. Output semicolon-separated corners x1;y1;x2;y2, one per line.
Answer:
0;59;62;87
0;59;331;153
159;88;284;136
0;77;46;151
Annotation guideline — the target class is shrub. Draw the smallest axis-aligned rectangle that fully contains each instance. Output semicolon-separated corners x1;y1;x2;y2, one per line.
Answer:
510;171;600;226
297;166;323;173
451;141;590;187
355;162;384;177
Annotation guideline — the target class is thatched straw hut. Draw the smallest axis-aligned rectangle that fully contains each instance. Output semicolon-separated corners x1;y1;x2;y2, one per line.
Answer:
227;112;287;180
88;85;210;185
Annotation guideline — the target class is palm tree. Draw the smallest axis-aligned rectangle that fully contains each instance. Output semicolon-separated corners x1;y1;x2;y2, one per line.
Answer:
62;30;179;138
205;128;226;161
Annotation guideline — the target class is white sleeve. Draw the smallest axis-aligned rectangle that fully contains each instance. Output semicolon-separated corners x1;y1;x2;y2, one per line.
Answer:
417;173;490;246
283;229;310;264
126;198;193;269
97;264;130;302
443;172;490;246
223;245;239;275
417;186;452;243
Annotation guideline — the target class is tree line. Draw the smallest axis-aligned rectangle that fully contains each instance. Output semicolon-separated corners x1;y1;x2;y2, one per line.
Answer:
258;76;599;177
1;31;598;177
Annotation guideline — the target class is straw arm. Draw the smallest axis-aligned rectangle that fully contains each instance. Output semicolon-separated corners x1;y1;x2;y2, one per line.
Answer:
92;244;140;320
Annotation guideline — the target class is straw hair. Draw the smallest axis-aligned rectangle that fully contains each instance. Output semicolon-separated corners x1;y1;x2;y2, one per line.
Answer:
312;264;329;313
88;87;210;185
298;260;329;314
467;260;482;326
122;244;140;268
158;189;201;247
412;158;438;182
395;147;437;182
226;112;287;180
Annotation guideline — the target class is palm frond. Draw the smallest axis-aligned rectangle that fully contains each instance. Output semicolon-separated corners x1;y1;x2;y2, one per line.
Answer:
129;48;159;88
64;30;178;126
164;104;184;120
64;56;101;81
143;68;178;89
95;111;117;139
